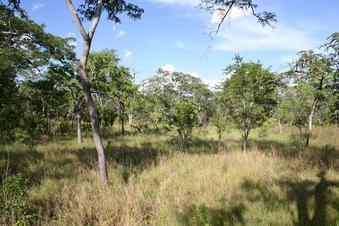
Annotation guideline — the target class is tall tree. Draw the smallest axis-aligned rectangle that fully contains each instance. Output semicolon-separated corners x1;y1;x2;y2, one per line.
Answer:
280;83;315;137
221;61;277;151
293;51;334;146
0;1;75;141
65;0;143;185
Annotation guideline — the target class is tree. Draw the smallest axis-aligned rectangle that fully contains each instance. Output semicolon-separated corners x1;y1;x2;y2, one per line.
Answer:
221;61;277;151
280;83;314;137
65;0;143;185
212;92;229;140
172;102;199;144
140;70;213;126
129;93;161;133
87;50;136;135
292;51;334;146
0;1;75;141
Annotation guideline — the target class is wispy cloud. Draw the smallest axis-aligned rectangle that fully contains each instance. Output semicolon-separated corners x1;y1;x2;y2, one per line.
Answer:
32;3;44;11
213;17;317;52
174;41;191;50
123;50;133;58
117;31;127;38
210;7;250;24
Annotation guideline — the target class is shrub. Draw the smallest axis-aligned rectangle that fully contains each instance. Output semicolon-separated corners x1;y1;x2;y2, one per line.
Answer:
257;118;274;137
0;173;34;225
172;102;198;144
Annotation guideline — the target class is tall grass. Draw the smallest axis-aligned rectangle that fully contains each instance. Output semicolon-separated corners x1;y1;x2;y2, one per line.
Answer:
0;126;338;225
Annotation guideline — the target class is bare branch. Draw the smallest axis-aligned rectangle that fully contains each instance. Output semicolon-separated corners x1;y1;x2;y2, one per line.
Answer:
214;0;235;36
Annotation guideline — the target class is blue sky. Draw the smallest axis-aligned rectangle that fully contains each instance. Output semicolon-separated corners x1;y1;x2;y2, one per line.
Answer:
23;0;339;85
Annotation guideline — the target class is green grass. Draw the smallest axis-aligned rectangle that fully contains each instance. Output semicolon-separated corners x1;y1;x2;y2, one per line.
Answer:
1;126;338;225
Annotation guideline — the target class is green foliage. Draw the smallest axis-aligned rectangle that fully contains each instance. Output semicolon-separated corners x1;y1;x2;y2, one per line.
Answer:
212;93;231;140
129;93;161;132
257;118;274;137
0;3;76;141
280;83;314;133
172;102;199;144
221;61;278;150
140;70;213;126
87;50;136;134
0;174;33;225
77;0;144;23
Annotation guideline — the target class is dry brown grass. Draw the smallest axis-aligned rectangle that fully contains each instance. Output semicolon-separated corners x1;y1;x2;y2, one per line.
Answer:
1;126;338;225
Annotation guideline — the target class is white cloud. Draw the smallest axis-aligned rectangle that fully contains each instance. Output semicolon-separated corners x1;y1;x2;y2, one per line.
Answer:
118;31;127;38
161;64;176;72
213;17;317;52
32;3;44;11
204;79;223;90
186;72;222;90
123;50;133;58
174;41;191;49
210;7;250;24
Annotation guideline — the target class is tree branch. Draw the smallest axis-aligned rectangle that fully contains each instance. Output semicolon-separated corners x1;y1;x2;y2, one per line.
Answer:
213;0;235;37
88;0;103;40
65;0;89;41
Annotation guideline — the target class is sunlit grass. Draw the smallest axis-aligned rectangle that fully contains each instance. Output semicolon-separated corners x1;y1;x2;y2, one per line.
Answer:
0;126;338;225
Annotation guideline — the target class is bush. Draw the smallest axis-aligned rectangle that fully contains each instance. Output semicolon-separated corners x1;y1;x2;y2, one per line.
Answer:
0;173;34;225
172;102;198;144
257;119;274;137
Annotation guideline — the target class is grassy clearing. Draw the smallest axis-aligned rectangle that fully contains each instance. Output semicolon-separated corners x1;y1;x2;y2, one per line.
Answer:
1;126;338;225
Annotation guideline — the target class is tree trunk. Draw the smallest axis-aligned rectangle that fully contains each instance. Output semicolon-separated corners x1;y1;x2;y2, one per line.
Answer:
306;100;317;147
76;111;82;144
121;116;125;135
120;104;125;135
241;128;249;152
218;127;222;140
79;40;108;186
278;119;282;134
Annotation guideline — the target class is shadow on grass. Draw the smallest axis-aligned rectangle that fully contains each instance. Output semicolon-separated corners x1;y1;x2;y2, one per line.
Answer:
75;142;165;182
1;140;169;188
238;170;339;226
0;146;44;185
180;202;246;226
165;136;238;154
278;170;339;226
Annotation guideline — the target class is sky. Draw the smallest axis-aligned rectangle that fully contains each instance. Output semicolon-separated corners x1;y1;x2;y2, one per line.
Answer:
22;0;339;85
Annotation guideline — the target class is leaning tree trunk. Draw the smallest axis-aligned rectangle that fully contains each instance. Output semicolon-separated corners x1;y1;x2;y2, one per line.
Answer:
306;100;317;147
66;0;108;186
79;41;108;186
